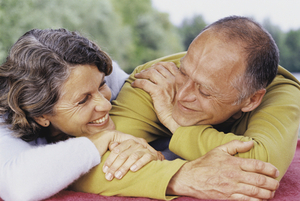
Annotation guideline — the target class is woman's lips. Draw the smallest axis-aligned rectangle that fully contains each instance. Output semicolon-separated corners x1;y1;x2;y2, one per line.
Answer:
89;113;109;124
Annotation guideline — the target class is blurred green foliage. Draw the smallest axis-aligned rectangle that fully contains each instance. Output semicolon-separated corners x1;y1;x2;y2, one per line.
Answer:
0;0;300;73
0;0;183;73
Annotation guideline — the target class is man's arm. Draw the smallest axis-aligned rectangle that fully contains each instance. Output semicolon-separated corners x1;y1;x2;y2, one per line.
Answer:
0;127;100;201
168;71;300;180
168;140;279;200
70;140;279;200
133;61;300;180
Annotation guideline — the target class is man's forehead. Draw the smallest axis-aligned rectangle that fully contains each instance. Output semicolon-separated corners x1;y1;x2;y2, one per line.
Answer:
180;53;239;99
180;57;218;93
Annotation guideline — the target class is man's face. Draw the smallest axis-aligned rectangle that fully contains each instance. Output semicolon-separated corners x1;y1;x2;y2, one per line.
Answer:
172;29;247;126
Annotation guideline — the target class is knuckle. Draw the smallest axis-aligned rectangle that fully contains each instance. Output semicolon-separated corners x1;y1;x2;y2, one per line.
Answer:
135;143;144;149
255;174;267;186
138;79;147;86
118;152;129;159
127;139;135;144
143;153;154;161
254;160;265;171
139;138;147;144
129;152;140;160
248;186;259;196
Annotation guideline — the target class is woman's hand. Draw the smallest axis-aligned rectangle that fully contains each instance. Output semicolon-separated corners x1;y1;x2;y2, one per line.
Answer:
103;132;164;181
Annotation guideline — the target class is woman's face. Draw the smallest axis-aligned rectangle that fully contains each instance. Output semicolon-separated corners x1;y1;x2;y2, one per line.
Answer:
44;64;115;137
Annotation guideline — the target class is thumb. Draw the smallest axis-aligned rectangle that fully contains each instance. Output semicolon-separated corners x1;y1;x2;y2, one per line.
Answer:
219;140;254;156
108;141;119;151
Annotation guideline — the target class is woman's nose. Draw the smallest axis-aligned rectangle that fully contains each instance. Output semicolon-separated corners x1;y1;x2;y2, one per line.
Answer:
94;94;112;112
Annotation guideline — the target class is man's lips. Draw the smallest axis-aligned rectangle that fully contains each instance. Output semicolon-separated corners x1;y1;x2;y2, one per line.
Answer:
176;101;196;112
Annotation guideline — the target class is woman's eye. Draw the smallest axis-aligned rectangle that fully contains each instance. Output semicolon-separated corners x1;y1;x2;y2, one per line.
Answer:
78;96;89;105
99;80;107;90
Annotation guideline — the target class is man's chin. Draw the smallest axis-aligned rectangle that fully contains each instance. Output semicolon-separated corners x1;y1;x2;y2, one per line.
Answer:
173;116;196;127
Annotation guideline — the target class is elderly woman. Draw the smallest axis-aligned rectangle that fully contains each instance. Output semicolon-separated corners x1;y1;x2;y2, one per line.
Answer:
0;28;163;201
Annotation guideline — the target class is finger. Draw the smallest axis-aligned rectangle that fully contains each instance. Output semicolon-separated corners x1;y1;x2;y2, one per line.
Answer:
104;150;132;181
154;62;179;77
132;77;158;91
219;140;254;155
157;151;165;160
114;151;153;179
113;151;143;179
151;63;176;79
219;140;279;179
108;142;119;151
130;152;156;172
135;68;167;84
103;140;133;173
239;171;280;191
132;137;165;160
233;182;276;200
230;192;274;201
107;145;144;180
239;157;280;179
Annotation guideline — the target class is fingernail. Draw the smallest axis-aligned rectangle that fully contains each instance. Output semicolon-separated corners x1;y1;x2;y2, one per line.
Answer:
272;191;275;198
105;173;113;181
115;171;122;179
130;164;137;171
103;166;108;173
275;170;279;178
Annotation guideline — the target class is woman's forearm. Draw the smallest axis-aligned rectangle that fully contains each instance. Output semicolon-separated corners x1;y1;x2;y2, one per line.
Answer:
0;129;100;201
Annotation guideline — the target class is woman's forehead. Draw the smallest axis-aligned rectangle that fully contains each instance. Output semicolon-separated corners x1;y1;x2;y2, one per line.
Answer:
59;65;104;99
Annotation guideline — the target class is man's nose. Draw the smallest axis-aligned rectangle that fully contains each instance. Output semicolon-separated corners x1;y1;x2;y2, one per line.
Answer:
176;79;197;102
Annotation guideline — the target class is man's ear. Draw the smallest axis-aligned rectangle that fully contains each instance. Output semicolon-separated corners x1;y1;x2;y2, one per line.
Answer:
34;116;50;127
241;88;266;113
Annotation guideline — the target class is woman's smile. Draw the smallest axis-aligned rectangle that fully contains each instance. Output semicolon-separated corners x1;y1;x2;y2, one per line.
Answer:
89;113;109;125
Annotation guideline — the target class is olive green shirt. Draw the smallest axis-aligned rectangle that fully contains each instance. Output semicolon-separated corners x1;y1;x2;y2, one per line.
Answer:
70;52;300;199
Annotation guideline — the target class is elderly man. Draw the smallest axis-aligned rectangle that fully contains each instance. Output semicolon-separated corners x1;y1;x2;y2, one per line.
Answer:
71;16;300;200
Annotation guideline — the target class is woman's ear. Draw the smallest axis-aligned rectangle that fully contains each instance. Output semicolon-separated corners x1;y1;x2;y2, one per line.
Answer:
34;116;50;127
241;88;266;113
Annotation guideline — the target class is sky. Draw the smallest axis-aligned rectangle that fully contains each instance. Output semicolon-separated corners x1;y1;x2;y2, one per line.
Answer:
151;0;300;32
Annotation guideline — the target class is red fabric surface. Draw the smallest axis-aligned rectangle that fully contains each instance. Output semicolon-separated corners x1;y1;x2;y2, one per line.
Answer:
44;140;300;201
2;140;300;201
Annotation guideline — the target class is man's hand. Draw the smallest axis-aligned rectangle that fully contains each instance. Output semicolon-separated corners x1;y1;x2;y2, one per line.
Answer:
167;140;279;200
132;62;180;133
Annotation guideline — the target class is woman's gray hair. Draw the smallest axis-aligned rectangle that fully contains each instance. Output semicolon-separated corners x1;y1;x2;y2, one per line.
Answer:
0;28;112;141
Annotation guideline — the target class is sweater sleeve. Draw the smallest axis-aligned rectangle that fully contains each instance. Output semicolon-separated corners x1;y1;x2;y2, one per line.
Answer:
0;127;100;201
169;73;300;180
105;61;129;101
70;151;186;200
